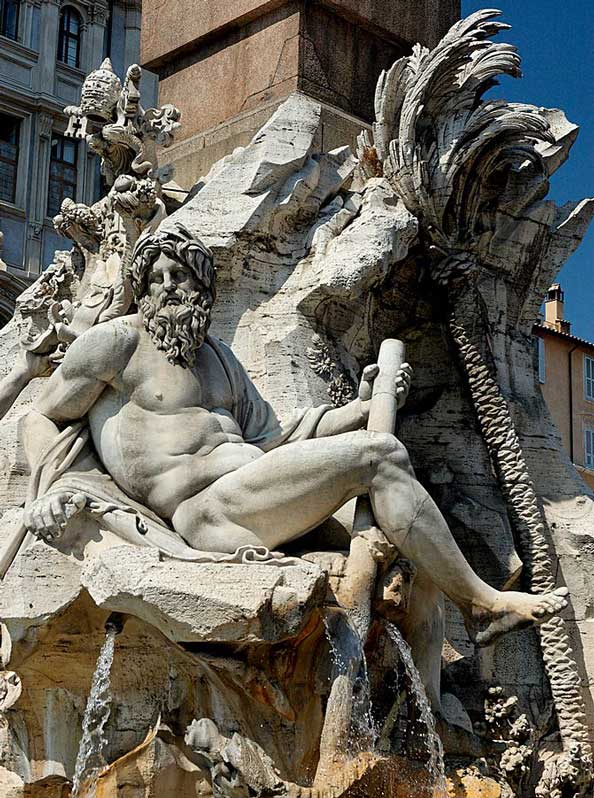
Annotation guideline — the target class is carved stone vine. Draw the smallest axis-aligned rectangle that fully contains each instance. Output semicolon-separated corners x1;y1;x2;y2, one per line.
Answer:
306;333;356;407
536;742;593;798
447;288;592;760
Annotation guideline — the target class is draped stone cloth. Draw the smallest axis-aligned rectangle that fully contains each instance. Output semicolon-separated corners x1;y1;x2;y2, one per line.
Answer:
3;336;331;572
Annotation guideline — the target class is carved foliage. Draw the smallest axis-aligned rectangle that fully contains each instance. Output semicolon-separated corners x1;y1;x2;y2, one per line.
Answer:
360;11;549;251
306;333;356;407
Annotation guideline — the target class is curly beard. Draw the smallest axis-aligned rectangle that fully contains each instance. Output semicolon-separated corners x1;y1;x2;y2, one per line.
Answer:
138;290;211;368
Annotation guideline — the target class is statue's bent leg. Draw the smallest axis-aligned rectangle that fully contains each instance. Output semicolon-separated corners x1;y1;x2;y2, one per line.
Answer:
172;430;376;552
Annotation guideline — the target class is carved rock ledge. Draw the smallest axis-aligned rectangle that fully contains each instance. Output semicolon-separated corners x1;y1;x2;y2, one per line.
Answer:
0;542;327;647
82;545;327;644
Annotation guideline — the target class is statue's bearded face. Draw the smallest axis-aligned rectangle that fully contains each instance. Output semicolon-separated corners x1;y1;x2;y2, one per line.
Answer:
138;253;212;368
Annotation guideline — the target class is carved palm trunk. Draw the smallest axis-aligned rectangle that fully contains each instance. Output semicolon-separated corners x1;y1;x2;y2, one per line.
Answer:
448;285;591;756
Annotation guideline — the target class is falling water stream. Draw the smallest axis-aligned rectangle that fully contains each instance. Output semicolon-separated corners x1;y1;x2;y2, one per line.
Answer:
71;622;119;797
387;623;447;798
323;613;377;751
323;614;447;796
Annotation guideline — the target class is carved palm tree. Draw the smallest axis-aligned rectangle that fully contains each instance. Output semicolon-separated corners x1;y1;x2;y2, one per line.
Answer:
358;9;594;760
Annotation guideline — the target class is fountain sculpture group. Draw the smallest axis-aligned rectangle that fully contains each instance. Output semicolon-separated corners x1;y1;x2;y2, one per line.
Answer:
1;10;594;798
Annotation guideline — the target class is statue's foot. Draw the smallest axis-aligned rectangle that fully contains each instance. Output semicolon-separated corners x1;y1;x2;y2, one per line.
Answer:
472;587;569;647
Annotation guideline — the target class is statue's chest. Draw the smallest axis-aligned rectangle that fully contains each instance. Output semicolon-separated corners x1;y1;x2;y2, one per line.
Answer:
121;347;233;413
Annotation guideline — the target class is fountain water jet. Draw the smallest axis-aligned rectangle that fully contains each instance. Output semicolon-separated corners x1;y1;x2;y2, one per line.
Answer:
387;623;447;798
323;611;377;755
71;614;124;797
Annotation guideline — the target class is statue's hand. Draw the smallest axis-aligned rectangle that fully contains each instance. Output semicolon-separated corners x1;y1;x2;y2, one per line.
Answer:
358;364;379;405
16;349;53;381
24;491;87;542
395;362;413;409
359;362;413;410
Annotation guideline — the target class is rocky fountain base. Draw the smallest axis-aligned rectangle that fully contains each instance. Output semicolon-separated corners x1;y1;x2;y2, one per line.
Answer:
0;540;492;797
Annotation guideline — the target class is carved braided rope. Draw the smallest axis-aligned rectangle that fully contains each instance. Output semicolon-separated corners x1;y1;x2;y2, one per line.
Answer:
448;299;592;757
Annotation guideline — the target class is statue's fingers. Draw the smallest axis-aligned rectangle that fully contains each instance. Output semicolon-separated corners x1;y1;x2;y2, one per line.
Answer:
31;509;46;537
50;496;68;528
40;505;59;537
70;493;87;512
23;507;33;530
362;364;379;381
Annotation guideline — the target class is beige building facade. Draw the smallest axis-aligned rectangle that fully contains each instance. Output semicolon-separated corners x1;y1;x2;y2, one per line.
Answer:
534;284;594;490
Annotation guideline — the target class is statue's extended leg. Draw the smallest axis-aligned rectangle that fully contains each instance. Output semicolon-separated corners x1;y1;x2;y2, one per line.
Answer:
173;430;567;644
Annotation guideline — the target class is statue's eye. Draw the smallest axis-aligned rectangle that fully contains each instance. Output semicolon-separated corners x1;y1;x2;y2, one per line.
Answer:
150;273;163;283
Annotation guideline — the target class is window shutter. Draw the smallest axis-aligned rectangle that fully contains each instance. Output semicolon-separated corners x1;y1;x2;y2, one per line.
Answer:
585;428;594;469
585;356;594;401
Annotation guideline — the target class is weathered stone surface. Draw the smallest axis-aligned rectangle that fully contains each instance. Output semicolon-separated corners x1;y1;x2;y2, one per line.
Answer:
166;93;324;257
82;546;327;643
156;9;301;144
447;770;502;797
0;541;82;642
3;9;594;798
141;0;459;70
142;0;459;149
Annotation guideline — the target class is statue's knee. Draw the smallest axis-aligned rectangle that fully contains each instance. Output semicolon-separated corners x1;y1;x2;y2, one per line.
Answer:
358;431;408;472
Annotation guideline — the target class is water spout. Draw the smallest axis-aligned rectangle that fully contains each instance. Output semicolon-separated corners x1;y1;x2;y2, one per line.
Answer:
324;611;377;751
387;623;447;798
71;616;123;797
104;612;125;635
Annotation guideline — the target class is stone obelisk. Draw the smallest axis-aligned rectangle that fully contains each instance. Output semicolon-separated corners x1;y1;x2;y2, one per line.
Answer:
140;0;460;187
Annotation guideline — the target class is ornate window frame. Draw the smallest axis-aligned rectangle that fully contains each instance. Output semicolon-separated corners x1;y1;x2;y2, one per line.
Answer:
0;0;20;42
584;354;594;402
0;102;31;212
57;3;82;68
47;132;79;218
0;112;20;205
584;426;594;470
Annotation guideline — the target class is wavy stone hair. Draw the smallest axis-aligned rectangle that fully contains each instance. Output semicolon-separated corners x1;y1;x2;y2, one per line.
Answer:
129;223;216;306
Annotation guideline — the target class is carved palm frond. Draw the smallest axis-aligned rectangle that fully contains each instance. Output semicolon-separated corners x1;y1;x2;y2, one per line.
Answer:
359;9;555;259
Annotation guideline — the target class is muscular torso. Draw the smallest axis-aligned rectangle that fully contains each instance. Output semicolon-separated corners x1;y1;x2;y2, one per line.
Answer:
88;317;263;518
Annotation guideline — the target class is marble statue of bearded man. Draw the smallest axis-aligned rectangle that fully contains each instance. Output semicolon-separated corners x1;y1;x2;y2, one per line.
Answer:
21;223;568;673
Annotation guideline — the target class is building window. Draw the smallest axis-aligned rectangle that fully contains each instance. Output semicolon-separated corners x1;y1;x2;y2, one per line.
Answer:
585;428;594;469
0;113;19;204
0;0;19;40
538;338;546;384
57;6;81;68
585;355;594;401
48;135;77;217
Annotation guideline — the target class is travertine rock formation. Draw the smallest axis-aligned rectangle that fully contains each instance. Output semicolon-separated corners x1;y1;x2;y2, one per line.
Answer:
1;9;593;798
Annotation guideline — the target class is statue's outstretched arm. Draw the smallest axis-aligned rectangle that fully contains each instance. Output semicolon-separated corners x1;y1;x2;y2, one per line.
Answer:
0;350;52;422
21;323;135;541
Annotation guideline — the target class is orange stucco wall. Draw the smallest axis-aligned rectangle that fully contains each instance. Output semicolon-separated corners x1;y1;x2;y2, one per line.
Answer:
536;329;594;491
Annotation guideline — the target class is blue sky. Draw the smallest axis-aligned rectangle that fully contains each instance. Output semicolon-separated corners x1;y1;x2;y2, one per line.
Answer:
461;1;594;339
